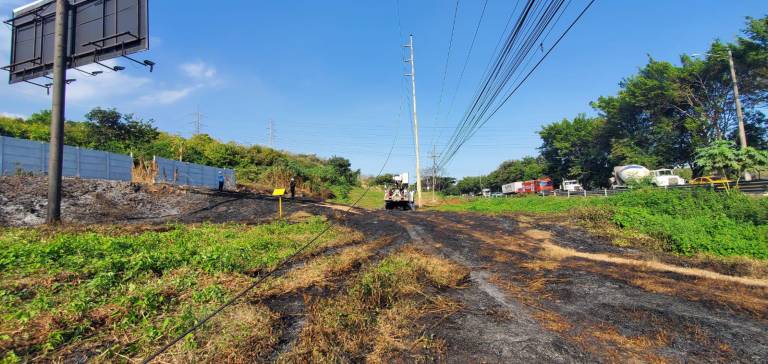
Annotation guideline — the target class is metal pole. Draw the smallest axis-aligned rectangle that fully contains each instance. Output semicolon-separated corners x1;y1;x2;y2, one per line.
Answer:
405;34;423;208
46;0;69;224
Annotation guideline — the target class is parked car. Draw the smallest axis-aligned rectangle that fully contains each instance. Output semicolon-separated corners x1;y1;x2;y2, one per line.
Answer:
690;176;731;189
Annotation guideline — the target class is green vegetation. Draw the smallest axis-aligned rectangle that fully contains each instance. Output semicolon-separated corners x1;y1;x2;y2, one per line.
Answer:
329;186;385;210
0;219;360;361
0;108;360;197
437;194;594;214
436;190;768;260
695;139;768;180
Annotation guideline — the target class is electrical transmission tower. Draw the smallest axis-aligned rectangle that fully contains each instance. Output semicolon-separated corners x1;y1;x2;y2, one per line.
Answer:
267;119;275;148
191;105;206;135
404;34;423;208
429;145;439;203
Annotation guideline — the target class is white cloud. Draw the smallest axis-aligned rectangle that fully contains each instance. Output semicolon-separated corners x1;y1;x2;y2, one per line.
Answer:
0;111;26;119
180;61;217;80
64;60;152;103
137;85;199;105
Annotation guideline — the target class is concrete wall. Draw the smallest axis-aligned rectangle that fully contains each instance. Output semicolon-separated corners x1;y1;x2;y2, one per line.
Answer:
154;156;236;189
0;135;132;181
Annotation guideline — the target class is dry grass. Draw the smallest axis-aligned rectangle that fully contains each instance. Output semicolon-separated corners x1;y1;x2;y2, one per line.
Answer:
149;303;281;364
256;238;392;297
278;248;467;363
569;323;669;363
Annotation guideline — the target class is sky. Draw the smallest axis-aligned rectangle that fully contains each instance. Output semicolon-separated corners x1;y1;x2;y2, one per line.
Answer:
0;0;765;179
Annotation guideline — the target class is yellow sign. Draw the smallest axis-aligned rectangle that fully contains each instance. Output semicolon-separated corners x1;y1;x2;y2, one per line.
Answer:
272;188;286;196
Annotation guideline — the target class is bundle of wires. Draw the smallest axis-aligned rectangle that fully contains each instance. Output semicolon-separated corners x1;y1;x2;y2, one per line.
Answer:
438;0;595;170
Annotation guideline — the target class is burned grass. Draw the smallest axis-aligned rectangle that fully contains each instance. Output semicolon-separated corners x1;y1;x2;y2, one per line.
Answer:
278;248;467;363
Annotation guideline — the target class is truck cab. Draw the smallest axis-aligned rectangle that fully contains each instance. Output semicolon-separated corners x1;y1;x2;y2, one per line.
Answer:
561;180;583;192
650;169;686;187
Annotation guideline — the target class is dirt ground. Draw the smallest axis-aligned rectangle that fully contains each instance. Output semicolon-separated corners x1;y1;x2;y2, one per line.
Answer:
2;177;767;363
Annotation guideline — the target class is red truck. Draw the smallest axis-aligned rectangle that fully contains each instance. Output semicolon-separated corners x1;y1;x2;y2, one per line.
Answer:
520;178;554;194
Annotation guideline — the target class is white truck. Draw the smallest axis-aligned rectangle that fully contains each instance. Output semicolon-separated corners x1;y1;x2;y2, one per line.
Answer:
650;168;686;187
610;165;685;188
384;173;415;210
561;180;583;192
502;182;523;195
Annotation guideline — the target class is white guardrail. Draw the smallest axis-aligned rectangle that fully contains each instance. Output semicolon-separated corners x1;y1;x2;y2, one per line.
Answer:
537;180;768;197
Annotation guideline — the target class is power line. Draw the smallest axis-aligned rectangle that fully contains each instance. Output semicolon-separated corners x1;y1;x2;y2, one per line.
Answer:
444;0;489;122
437;0;595;171
433;0;460;128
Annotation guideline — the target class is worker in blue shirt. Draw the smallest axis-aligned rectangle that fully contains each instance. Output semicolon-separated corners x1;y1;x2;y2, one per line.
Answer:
217;171;225;192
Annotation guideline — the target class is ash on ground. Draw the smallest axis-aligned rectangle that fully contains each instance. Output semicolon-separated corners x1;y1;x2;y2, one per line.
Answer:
0;176;210;226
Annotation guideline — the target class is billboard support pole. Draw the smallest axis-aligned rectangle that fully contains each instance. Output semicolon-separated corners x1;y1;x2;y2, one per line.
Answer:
46;0;68;224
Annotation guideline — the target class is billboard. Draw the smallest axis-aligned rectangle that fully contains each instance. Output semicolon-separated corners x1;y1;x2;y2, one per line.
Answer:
4;0;149;84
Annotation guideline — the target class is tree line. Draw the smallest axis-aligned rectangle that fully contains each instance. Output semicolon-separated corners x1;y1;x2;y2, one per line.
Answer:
449;16;768;194
0;108;360;197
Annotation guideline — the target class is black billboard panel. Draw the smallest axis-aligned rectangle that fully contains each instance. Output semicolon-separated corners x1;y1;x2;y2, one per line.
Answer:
4;0;148;84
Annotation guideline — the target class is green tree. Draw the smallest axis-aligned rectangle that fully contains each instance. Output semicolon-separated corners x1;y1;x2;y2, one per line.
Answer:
486;156;547;189
539;114;609;188
695;140;768;180
84;107;159;158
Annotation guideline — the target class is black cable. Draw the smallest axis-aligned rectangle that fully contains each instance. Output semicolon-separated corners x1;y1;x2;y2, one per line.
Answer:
437;0;595;170
437;0;488;146
454;0;594;157
433;0;461;128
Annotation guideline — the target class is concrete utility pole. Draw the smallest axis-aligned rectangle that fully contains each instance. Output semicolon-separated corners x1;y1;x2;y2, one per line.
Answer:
46;0;69;224
404;34;423;208
267;119;275;148
727;49;748;149
727;49;751;181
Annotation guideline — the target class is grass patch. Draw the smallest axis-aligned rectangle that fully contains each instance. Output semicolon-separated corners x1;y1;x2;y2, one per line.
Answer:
280;248;467;363
435;195;593;213
330;186;385;210
0;218;361;362
435;190;768;260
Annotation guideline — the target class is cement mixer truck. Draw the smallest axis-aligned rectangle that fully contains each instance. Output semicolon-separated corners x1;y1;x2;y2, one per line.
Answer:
610;165;650;189
610;165;686;188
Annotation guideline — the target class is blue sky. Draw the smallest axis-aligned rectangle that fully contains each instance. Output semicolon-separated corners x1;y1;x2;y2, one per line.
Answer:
0;0;765;178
